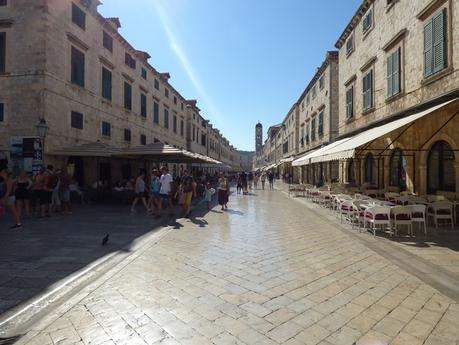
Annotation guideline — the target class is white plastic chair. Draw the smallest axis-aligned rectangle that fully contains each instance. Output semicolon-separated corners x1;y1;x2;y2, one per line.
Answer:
410;204;427;235
339;200;356;225
364;206;391;236
427;201;454;229
394;196;413;206
390;206;412;237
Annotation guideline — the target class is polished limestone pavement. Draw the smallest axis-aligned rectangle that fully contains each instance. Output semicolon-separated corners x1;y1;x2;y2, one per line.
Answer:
3;187;459;345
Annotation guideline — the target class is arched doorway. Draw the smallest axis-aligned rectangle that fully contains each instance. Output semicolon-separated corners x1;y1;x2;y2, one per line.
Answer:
347;159;355;183
390;148;407;191
427;140;455;193
364;153;375;184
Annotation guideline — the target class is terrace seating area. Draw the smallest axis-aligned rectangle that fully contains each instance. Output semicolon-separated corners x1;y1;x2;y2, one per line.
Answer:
287;183;458;238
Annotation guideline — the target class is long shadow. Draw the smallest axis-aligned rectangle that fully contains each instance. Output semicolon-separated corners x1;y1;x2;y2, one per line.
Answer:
0;195;218;324
359;226;459;252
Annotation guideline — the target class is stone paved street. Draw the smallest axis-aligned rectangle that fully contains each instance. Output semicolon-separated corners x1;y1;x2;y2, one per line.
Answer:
3;187;459;345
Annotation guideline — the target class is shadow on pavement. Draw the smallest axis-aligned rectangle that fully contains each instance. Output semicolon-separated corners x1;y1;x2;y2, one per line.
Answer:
0;196;218;318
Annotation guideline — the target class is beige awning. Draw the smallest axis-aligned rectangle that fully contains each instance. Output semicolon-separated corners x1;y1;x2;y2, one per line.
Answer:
49;142;118;157
310;98;457;163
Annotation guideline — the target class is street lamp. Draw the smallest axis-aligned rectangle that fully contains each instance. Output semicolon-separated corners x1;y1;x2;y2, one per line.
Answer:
35;118;49;166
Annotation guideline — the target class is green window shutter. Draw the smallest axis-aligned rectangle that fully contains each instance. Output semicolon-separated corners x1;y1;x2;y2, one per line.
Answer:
387;54;393;97
0;32;5;73
433;9;446;73
369;70;373;108
424;20;433;77
393;48;400;94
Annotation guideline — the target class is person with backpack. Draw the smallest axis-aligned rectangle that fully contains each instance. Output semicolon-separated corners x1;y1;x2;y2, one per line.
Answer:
39;165;54;218
0;169;22;228
180;170;195;217
268;170;275;190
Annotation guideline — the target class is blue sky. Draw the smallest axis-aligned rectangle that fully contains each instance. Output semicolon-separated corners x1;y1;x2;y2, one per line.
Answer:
99;0;362;151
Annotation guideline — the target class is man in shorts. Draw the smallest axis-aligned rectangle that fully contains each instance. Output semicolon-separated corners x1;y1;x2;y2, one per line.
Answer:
159;166;173;217
180;170;195;217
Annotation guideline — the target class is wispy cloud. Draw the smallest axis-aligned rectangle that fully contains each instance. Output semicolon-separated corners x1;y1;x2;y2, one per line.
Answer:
149;1;225;125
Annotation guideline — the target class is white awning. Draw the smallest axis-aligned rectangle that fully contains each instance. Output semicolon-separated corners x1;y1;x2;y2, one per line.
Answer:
310;99;457;164
280;156;294;163
292;138;351;166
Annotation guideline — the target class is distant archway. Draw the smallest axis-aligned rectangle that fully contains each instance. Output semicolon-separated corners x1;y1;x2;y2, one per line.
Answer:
427;140;455;193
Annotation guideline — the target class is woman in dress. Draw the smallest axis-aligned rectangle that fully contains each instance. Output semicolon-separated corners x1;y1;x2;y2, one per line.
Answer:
217;173;229;211
15;170;32;218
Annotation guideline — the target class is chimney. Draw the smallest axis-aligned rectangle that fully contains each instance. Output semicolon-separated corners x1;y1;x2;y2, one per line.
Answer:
105;17;121;30
160;72;171;82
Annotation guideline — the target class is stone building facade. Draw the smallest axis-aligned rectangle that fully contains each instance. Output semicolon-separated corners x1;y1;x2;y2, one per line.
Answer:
0;0;242;183
257;0;459;197
295;51;340;184
332;0;459;196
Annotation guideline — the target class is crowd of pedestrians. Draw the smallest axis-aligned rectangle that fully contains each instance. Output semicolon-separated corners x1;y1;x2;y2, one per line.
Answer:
1;165;277;228
236;170;275;194
0;165;76;229
129;167;232;217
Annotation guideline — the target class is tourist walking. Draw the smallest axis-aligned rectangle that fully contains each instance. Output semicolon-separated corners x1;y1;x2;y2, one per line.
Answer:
0;169;22;228
50;169;61;214
149;168;160;217
253;173;259;190
59;169;72;214
217;173;229;210
159;166;174;217
260;171;266;190
204;183;215;210
240;172;248;195
180;170;195;217
248;172;253;190
15;170;32;218
268;170;274;190
236;175;242;194
131;169;148;212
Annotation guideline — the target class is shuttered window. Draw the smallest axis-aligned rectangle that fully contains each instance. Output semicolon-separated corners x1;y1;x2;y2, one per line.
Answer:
153;101;159;123
164;108;169;128
362;9;372;34
346;86;354;119
141;68;147;80
125;53;136;69
305;123;310;144
72;3;86;30
180;120;184;136
424;9;447;78
346;34;354;55
71;46;85;87
311;118;316;141
362;69;374;111
0;103;4;122
154;79;159;90
173;114;177;133
140;93;147;117
387;48;401;98
71;111;83;129
124;129;131;142
124;82;132;110
140;134;146;145
318;111;324;137
0;32;5;73
101;67;112;101
101;121;111;137
103;31;113;52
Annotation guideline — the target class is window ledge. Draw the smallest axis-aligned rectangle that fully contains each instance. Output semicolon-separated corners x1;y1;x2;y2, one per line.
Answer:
101;99;112;105
362;107;375;116
0;72;10;77
385;91;405;104
421;66;453;86
362;26;374;41
346;49;354;59
386;0;399;13
345;117;355;125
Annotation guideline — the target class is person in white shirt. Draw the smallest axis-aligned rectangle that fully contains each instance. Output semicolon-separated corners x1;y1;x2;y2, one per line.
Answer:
159;166;173;216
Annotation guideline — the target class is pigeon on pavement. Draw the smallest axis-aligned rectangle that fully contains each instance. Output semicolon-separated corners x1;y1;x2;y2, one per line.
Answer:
102;234;109;246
